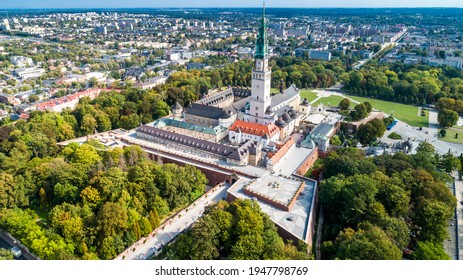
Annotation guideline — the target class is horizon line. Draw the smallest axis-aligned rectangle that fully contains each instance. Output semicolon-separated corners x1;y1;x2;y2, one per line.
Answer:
2;6;463;10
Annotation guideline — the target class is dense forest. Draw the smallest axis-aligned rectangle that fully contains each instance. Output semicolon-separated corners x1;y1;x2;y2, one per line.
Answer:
0;140;208;259
341;62;463;105
0;86;210;259
319;144;457;260
161;199;312;260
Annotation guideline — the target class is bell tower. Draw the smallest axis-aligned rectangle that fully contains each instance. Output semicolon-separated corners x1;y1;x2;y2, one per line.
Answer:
249;2;272;124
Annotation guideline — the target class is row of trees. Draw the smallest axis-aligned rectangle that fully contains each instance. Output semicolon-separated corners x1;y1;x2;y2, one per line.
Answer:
157;56;347;109
163;199;311;260
320;144;456;260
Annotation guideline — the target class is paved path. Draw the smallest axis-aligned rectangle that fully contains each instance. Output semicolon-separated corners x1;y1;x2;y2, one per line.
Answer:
428;110;440;142
118;183;231;260
315;207;324;260
309;87;463;156
454;173;463;260
444;177;458;260
310;87;361;106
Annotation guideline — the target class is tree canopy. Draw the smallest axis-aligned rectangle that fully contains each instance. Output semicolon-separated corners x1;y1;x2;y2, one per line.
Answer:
163;199;312;260
319;148;455;260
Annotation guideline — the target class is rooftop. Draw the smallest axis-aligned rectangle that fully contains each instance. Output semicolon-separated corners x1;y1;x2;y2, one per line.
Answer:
136;125;236;157
270;84;300;109
244;175;304;209
269;143;316;177
228;175;316;242
152;118;227;135
310;123;334;137
230;119;280;137
185;103;225;119
267;137;295;166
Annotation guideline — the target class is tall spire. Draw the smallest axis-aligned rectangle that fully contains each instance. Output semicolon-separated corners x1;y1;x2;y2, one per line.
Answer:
255;1;268;59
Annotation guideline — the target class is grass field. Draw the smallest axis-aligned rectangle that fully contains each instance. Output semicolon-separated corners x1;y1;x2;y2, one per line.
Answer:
300;90;318;102
440;126;463;144
346;95;429;128
312;96;348;107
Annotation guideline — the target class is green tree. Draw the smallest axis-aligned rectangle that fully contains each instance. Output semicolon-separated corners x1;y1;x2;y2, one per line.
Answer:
0;172;28;209
416;142;435;155
0;248;13;260
97;202;128;237
149;209;161;229
441;152;462;173
438;109;458;128
119;114;140;130
330;135;342;146
357;123;379;145
338;98;351;110
413;241;451;260
350;103;368;121
80;114;97;135
363;102;372;113
334;225;402;260
415;201;452;243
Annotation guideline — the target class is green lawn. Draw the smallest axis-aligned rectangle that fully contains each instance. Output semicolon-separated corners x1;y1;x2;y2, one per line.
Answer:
346;95;429;128
440;126;463;144
312;96;348;107
300;90;318;102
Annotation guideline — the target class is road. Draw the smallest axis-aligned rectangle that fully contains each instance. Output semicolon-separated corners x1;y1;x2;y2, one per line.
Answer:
352;29;407;70
352;42;395;70
118;183;232;260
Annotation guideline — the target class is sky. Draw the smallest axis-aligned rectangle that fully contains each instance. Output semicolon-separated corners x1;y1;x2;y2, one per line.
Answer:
1;0;462;9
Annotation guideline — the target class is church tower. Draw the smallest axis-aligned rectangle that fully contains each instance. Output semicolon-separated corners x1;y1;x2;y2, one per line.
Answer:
248;3;273;124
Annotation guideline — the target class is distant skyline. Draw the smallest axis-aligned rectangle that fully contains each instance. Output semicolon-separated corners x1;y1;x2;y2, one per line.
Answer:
1;0;463;9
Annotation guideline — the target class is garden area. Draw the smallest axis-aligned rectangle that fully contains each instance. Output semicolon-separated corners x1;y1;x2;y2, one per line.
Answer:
346;95;429;128
439;126;463;144
300;90;318;103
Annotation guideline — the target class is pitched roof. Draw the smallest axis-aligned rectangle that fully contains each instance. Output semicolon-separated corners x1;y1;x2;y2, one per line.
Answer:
270;84;299;108
136;125;235;157
230;120;280;138
185;103;225;119
153;118;227;135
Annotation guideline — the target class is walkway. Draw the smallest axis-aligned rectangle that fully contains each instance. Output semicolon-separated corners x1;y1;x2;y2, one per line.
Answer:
118;183;231;260
453;173;463;260
315;207;324;260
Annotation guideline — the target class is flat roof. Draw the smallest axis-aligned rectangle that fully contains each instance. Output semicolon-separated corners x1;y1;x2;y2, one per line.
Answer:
311;123;334;136
274;145;315;177
228;175;316;242
245;175;304;207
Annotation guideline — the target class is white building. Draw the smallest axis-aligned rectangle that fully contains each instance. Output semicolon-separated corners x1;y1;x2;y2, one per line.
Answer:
13;67;45;79
11;56;34;67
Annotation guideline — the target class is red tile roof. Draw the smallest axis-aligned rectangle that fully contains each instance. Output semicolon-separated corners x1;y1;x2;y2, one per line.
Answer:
36;88;103;111
230;120;280;138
